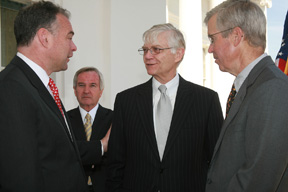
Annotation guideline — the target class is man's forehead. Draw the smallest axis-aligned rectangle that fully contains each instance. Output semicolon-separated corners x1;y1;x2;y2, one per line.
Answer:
144;37;168;47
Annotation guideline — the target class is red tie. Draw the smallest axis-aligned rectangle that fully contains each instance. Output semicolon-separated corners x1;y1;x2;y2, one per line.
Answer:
48;78;65;118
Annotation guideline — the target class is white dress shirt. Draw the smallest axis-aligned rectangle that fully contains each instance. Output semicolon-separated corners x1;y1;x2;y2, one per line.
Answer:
152;73;179;137
78;104;104;155
17;52;72;138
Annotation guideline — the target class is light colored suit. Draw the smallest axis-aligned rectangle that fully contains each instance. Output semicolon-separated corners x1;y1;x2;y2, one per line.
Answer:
206;56;288;192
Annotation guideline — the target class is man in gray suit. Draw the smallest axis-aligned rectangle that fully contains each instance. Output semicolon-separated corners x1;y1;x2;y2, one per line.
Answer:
204;0;288;191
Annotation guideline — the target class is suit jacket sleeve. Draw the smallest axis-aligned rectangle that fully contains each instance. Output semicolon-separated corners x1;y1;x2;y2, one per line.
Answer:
105;93;125;192
205;92;223;163
0;81;45;190
76;140;103;165
68;107;113;165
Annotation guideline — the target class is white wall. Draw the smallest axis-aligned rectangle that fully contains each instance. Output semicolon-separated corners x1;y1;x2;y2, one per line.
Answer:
110;0;166;106
178;0;203;85
53;0;166;111
52;0;235;114
7;0;268;115
1;0;270;115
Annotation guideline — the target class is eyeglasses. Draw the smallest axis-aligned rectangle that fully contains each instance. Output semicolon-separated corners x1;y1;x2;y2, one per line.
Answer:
208;27;234;44
138;47;173;55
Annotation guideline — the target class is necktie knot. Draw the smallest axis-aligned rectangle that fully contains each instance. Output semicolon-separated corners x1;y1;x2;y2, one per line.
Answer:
85;113;91;123
48;78;64;118
158;85;167;94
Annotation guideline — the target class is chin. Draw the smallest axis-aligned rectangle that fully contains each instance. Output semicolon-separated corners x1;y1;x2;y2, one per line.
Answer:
61;64;68;71
218;66;227;73
146;68;156;76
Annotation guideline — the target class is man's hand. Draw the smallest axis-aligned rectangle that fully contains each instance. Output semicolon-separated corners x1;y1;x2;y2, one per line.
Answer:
101;125;111;152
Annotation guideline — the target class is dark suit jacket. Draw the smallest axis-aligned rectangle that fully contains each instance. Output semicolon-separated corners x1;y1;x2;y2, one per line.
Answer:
0;56;89;192
68;105;113;192
106;75;223;192
206;56;288;192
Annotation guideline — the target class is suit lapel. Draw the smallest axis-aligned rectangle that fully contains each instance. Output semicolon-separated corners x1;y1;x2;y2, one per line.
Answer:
136;79;160;159
12;56;73;142
91;105;106;140
211;56;273;160
212;83;246;157
70;108;87;140
163;76;195;160
136;77;197;161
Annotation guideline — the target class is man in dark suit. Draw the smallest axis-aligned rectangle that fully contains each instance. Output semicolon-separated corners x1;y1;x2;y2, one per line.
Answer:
106;23;223;192
68;67;113;192
0;1;89;192
204;1;288;191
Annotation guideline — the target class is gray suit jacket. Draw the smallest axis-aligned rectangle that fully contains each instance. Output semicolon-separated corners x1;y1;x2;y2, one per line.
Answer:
206;56;288;192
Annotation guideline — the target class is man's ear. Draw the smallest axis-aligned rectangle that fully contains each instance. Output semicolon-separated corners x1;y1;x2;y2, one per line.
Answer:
174;47;185;63
100;89;104;97
36;28;50;48
232;27;244;46
73;87;77;97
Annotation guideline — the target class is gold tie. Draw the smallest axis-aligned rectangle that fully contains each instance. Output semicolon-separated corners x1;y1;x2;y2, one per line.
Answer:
84;113;92;141
84;113;92;185
226;84;237;118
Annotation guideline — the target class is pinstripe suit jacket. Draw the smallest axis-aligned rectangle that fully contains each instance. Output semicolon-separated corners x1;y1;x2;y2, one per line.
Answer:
106;75;223;192
205;56;288;192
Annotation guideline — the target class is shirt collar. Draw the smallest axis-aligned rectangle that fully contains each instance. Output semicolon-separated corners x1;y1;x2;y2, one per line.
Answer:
17;52;50;88
234;53;267;92
152;73;179;96
79;103;99;123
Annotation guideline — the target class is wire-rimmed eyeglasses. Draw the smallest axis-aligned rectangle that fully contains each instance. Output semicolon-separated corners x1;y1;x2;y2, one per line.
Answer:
208;27;234;44
138;47;173;55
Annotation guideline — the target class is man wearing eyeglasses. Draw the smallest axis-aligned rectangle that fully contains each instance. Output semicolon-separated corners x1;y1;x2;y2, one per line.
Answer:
204;1;288;192
106;23;223;192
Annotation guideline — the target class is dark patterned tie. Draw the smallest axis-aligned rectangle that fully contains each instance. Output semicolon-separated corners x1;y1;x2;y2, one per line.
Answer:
226;84;237;118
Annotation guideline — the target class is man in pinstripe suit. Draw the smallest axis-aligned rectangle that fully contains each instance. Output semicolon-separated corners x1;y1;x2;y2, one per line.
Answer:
106;23;223;192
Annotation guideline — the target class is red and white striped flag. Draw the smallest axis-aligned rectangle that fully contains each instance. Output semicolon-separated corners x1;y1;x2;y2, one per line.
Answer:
275;10;288;75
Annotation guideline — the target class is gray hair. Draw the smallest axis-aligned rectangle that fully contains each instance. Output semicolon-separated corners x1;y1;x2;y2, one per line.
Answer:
204;0;266;50
73;67;104;90
142;23;186;54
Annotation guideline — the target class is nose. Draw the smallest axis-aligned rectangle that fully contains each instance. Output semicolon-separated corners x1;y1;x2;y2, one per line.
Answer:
71;40;77;52
144;49;154;59
83;85;90;93
208;44;213;53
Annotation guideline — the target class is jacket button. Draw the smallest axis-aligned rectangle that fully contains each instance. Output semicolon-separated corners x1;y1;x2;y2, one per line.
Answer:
160;168;164;173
